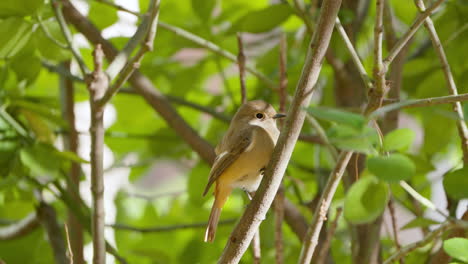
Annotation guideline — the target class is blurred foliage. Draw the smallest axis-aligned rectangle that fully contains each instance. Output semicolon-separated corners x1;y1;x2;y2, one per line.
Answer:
0;0;468;263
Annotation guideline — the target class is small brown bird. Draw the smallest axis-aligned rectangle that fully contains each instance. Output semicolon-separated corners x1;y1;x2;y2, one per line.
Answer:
202;100;285;242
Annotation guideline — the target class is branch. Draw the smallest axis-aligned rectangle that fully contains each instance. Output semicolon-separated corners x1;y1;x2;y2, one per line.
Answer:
100;0;161;105
370;92;468;118
51;0;88;75
157;22;277;89
0;212;40;240
335;17;372;90
298;151;353;264
367;0;386;114
274;189;284;264
251;231;261;264
37;202;69;264
383;0;445;68
218;0;342;262
388;199;403;264
42;60;84;82
237;33;247;104
60;61;85;264
415;0;468;164
86;44;108;264
108;219;236;233
314;207;343;264
61;0;216;164
383;222;453;264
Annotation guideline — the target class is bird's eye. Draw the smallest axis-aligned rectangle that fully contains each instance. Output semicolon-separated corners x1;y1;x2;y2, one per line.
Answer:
256;113;264;119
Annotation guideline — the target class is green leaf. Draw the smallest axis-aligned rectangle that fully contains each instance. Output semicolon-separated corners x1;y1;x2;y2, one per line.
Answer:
367;154;416;183
443;167;468;200
0;18;33;59
228;4;293;33
383;128;415;152
443;238;468;263
88;1;118;29
191;0;216;21
0;0;45;18
10;53;41;84
401;217;440;230
344;176;389;224
19;143;64;178
34;18;70;61
308;107;366;130
328;125;378;154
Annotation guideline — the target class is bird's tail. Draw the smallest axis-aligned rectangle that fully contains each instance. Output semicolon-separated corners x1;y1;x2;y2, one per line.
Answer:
204;206;221;242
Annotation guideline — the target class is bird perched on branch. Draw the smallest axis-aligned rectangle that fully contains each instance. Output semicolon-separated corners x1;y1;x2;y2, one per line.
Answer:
202;100;285;242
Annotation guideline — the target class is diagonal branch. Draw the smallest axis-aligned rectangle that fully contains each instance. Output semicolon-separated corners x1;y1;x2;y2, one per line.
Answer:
37;202;69;264
237;33;247;104
108;219;236;232
415;0;468;164
100;0;161;105
218;0;342;262
383;0;445;69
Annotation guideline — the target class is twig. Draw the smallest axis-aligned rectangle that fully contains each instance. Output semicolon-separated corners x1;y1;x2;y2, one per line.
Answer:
0;107;29;137
274;188;285;264
237;33;247;104
108;219;236;232
60;61;85;264
335;17;372;90
51;0;89;75
314;207;343;264
383;222;453;264
399;181;448;218
370;92;468;118
415;0;468;165
37;202;69;264
383;0;445;68
278;33;287;115
251;231;261;264
0;212;40;240
218;1;342;261
298;151;353;264
92;0;141;17
42;60;84;82
99;0;161;106
158;22;277;89
388;199;404;264
368;0;386;115
86;44;108;264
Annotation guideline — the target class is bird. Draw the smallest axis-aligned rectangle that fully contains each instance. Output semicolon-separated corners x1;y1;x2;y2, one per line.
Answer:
202;100;285;242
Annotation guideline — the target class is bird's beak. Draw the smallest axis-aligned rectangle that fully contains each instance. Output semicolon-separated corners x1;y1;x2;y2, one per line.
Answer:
273;113;286;119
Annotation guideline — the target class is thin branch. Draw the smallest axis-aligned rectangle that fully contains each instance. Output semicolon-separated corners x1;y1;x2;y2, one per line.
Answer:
218;1;342;262
51;0;89;75
86;44;108;264
60;61;85;264
108;219;236;233
335;17;372;90
237;33;247;104
36;14;68;49
298;151;353;264
274;189;285;264
315;207;343;264
37;202;69;264
42;60;84;82
0;107;29;137
278;33;287;115
157;22;277;89
370;92;468;118
415;0;468;165
368;0;386;115
251;231;261;264
92;0;141;17
99;0;161;106
388;199;404;264
399;181;448;218
383;222;453;264
0;212;40;240
383;0;445;68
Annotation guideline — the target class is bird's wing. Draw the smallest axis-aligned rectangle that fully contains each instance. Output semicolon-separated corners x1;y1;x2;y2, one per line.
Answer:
202;127;254;196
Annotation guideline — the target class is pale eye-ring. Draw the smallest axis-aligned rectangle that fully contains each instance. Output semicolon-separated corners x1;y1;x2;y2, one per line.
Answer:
255;113;264;119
